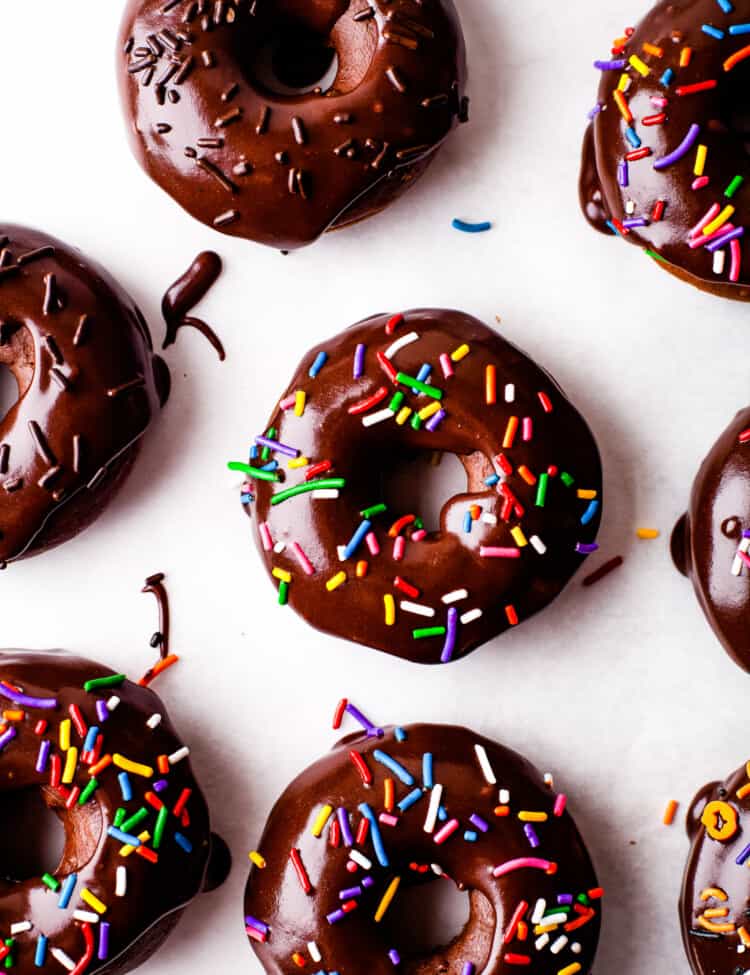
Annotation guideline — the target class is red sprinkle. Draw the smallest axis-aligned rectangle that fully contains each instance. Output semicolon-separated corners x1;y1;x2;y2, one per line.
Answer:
625;147;651;161
349;749;373;785
69;704;87;738
356;817;369;845
505;605;519;626
173;788;192;817
34;720;47;736
389;514;416;537
739;428;750;444
305;460;332;481
676;80;717;96
652;200;666;222
377;351;398;383
289;848;313;894
332;698;348;730
385;313;404;335
393;576;420;598
537;391;553;413
642;112;667;126
347;386;388;416
503;900;529;944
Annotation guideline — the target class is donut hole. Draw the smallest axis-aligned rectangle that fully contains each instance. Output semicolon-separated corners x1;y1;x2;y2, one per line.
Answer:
248;27;340;95
383;450;468;533
0;788;65;882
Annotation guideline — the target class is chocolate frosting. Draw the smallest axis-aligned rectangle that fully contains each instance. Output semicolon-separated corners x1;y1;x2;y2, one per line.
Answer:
117;0;467;250
240;309;602;664
671;406;750;673
244;721;602;974
0;649;216;974
681;764;750;974
0;225;165;564
579;0;750;299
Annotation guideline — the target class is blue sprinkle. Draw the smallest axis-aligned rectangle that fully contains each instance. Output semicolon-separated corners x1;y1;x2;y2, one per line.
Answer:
463;511;473;533
398;788;423;812
463;830;478;842
716;0;733;10
736;843;750;865
423;752;434;789
452;218;492;234
107;827;141;847
484;474;500;487
416;363;432;383
581;500;600;526
249;445;259;460
701;23;725;38
373;749;414;786
660;67;674;87
118;772;133;802
34;936;47;968
605;220;622;237
343;519;372;560
240;493;254;505
625;126;641;149
83;726;99;754
174;832;193;853
438;805;448;822
729;22;750;34
358;804;389;867
394;727;407;742
309;350;328;378
57;873;77;910
260;461;278;472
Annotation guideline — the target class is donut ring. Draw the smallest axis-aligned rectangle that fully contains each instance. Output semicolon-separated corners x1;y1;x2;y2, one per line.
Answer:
0;649;229;974
244;718;602;974
580;0;750;299
118;0;467;250
0;225;167;566
235;309;602;664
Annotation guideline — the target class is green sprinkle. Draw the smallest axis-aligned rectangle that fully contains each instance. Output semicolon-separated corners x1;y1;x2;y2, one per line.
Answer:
113;808;126;829
644;248;666;263
278;580;289;606
78;778;98;805
227;462;280;482
726;174;744;199
396;372;444;400
577;893;591;906
413;626;447;639
261;427;276;462
153;806;170;850
360;503;387;519
270;478;346;506
410;412;423;430
389;391;405;413
83;674;126;693
5;938;13;968
535;473;549;508
560;472;575;487
414;517;424;530
121;807;149;834
42;873;60;892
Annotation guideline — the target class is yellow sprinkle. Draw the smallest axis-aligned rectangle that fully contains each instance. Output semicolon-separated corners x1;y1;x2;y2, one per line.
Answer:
617;73;630;92
81;889;107;915
739;926;750;947
294;390;306;417
450;344;470;363
2;710;23;721
703;205;735;236
704;908;730;919
700;887;728;902
680;46;692;68
518;811;548;822
534;923;558;935
694;144;707;177
249;851;266;869
374;876;401;922
418;401;441;421
59;718;71;752
113;754;153;778
511;526;528;548
558;965;582;975
120;831;151;857
697;916;735;933
311;804;334;838
288;456;309;469
384;593;396;626
629;54;650;76
272;568;292;583
62;747;78;785
326;571;347;592
395;407;412;426
577;489;597;500
637;528;660;540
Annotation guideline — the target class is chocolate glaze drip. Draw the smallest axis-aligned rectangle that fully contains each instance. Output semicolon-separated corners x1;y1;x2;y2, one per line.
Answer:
0;226;165;564
162;252;225;363
672;407;750;673
579;0;750;300
117;0;467;250
142;573;171;659
244;723;602;975
245;309;602;664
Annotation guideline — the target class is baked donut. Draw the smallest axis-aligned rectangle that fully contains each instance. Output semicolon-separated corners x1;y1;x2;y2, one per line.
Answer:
244;713;603;974
232;309;603;664
672;407;750;673
681;760;750;974
0;648;229;974
0;225;167;566
117;0;468;250
580;0;750;299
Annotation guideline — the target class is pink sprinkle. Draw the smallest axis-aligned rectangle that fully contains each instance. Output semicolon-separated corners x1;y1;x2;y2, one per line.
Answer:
433;819;460;845
480;546;521;558
411;529;427;542
493;857;554;879
553;794;567;817
689;203;721;239
730;238;742;283
393;536;405;561
259;522;273;552
439;353;454;379
379;813;399;827
280;394;297;410
691;176;710;191
650;95;668;107
688;223;736;249
291;542;315;575
366;532;380;556
522;417;533;441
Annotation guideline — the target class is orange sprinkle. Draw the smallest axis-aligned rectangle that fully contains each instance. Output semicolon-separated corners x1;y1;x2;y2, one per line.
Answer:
2;710;24;722
157;755;170;775
736;783;750;799
680;46;692;68
663;800;679;826
642;42;663;57
505;605;519;626
739;926;750;947
470;504;481;520
518;465;537;486
704;908;730;919
138;653;180;687
292;953;306;968
503;416;519;449
384;778;395;813
494;805;510;817
356;560;369;579
516;921;528;941
613;89;633;123
725;45;750;72
485;365;497;405
88;755;113;778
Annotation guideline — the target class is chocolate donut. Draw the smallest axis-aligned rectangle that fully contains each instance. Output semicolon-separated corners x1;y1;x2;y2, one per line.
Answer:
681;761;750;974
232;309;603;664
671;407;750;673
0;225;167;566
244;711;603;974
0;648;228;974
580;0;750;299
117;0;467;250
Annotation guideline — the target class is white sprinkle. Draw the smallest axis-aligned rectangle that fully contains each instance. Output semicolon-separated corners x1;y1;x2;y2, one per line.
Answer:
168;746;190;765
625;198;636;214
732;537;750;576
273;541;286;554
337;545;347;562
571;943;582;954
116;866;127;897
10;922;31;935
460;608;482;625
362;408;394;428
146;714;162;730
441;589;468;604
530;535;547;555
106;696;120;712
399;601;435;618
73;911;99;924
312;489;339;499
544;772;554;789
481;512;497;526
384;331;420;360
51;948;76;971
474;744;496;785
430;863;445;877
499;788;510;804
504;383;515;403
551;936;568;955
541;912;568;927
308;942;321;963
713;249;726;275
423;783;443;834
349;850;372;870
532;899;547;924
535;933;550;951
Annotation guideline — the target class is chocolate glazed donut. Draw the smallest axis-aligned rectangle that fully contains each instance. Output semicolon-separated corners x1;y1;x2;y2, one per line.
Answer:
0;225;167;566
244;721;603;975
0;649;229;975
680;761;750;975
117;0;467;250
671;407;750;673
580;0;750;299
234;309;603;664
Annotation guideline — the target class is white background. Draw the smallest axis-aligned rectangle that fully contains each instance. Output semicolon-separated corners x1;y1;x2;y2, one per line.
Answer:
0;1;747;972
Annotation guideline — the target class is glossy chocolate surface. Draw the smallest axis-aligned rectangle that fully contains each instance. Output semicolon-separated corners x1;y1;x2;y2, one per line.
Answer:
244;722;602;975
162;252;225;362
0;649;213;974
681;763;750;974
0;225;164;565
243;309;602;664
579;0;750;299
671;407;750;673
117;0;467;250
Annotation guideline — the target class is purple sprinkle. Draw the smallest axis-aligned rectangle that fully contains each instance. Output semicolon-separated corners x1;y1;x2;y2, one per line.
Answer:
576;542;599;554
622;218;648;229
440;607;458;663
594;59;627;70
617;160;629;188
743;530;750;538
653;122;700;171
254;435;300;459
339;886;362;900
706;225;745;253
524;823;540;848
0;727;16;752
425;408;446;432
389;949;401;965
587;103;603;121
469;813;489;833
153;779;169;793
362;875;375;889
338;807;354;847
736;843;750;866
0;683;58;710
345;703;384;738
462;965;476;975
245;916;269;934
36;739;51;773
354;343;366;379
326;909;346;925
557;893;574;905
98;922;110;961
95;699;109;723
